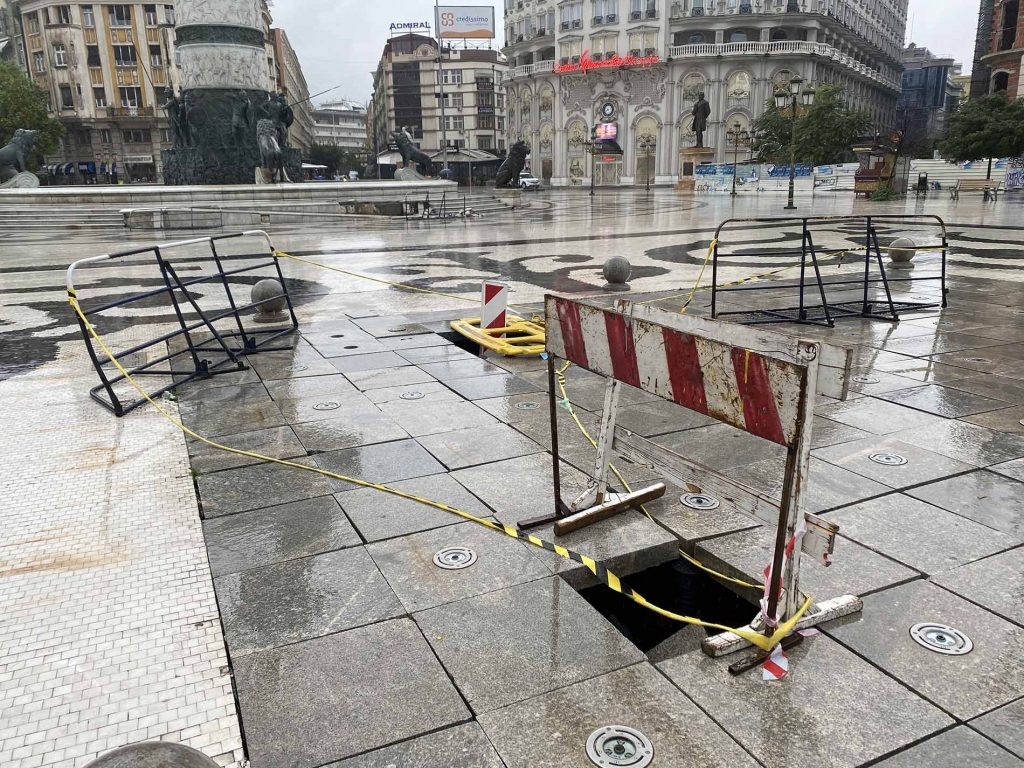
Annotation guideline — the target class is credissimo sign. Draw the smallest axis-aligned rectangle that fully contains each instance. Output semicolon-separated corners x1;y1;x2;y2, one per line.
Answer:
436;5;496;39
555;50;660;74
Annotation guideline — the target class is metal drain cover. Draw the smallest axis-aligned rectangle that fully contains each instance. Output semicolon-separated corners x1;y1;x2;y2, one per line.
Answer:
284;364;308;373
870;453;907;466
313;401;340;411
400;391;425;401
586;725;653;768
515;401;540;410
910;622;973;655
681;493;720;510
852;375;880;384
433;546;477;570
387;326;408;333
965;357;992;364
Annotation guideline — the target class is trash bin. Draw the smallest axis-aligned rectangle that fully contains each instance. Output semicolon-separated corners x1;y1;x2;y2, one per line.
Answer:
916;173;928;193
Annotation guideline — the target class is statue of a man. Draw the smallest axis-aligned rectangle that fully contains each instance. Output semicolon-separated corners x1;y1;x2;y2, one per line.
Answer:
231;90;252;144
264;93;294;148
159;87;186;147
692;92;711;148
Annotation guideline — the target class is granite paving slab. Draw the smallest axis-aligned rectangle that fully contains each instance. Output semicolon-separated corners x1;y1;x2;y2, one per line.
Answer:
367;521;550;612
474;391;579;424
202;496;360;577
176;380;271;408
641;484;761;547
197;457;333;518
233;618;470;768
827;580;1024;720
351;316;431;337
179;398;289;438
328;351;409;374
963;405;1024;435
846;369;927;396
418;358;510;381
873;356;979;384
415;422;544;470
893;420;1024;466
289;410;409;454
397;345;479;365
658;635;951;768
215;546;403;656
948;374;1024;405
415;576;645;713
696;526;919;598
871;726;1023;767
335;472;494;542
478;663;760;768
810;416;874;449
973;699;1024;759
247;351;340;381
611;399;717;437
325;723;504;768
825;494;1019;575
816;397;947;435
343;365;437;391
442;372;543;400
263;373;360;402
932;547;1024;626
379;332;454;351
272;392;380;425
311;439;446;492
653;422;785;471
813;436;977;490
376;398;498;437
362;380;462;405
906;470;1024;537
992;458;1024;482
307;339;389;358
742;456;893;513
876;384;1011;418
187;425;307;475
877;332;1008;357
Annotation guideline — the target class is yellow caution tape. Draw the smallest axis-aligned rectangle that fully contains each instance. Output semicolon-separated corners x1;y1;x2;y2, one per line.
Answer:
66;290;810;653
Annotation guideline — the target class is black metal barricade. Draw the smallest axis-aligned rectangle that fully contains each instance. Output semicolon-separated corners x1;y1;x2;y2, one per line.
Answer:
710;214;949;326
67;230;297;416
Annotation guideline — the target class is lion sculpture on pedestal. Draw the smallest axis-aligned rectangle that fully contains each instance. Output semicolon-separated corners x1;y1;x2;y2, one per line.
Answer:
495;140;529;188
0;129;39;184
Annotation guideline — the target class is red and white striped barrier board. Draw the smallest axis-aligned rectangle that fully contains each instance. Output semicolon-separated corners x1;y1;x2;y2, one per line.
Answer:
546;296;808;447
481;282;509;330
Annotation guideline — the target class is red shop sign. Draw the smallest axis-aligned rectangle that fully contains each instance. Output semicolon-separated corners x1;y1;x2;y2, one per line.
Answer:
555;49;660;75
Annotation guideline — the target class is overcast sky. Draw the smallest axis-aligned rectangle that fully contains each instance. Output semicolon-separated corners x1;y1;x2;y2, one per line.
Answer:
269;0;978;107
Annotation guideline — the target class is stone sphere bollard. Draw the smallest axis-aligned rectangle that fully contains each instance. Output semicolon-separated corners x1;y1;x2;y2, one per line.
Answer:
887;237;917;268
84;742;220;768
252;278;287;322
602;256;632;291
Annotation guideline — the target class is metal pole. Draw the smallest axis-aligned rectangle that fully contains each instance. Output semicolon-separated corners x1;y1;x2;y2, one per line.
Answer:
435;2;449;171
785;96;797;210
731;133;738;197
590;128;595;197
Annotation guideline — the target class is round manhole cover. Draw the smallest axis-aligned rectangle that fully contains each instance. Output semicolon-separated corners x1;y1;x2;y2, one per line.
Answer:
852;374;880;384
400;391;425;401
965;357;992;364
284;364;308;373
515;401;540;411
433;546;477;570
387;326;408;333
910;622;973;655
870;453;907;466
313;401;340;411
586;725;654;768
680;493;720;510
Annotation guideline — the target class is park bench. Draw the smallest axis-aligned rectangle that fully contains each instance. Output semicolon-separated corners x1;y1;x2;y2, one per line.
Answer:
950;178;1003;201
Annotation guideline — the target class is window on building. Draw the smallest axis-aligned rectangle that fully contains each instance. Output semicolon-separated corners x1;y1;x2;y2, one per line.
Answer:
82;5;94;26
108;5;131;27
478;91;495;108
87;44;101;66
149;44;162;67
53;43;67;67
560;2;583;28
144;4;157;25
590;34;617;57
26;12;39;34
441;68;463;84
627;30;657;54
100;128;111;143
444;115;465;131
60;84;74;109
443;92;464;108
770;28;787;40
729;30;748;42
479;134;493;149
94;87;107;107
164;4;175;24
119;86;141;107
33;51;45;73
560;38;582;61
478;114;495;129
122;128;151;143
42;8;51;24
113;45;136;67
56;5;72;24
594;0;616;19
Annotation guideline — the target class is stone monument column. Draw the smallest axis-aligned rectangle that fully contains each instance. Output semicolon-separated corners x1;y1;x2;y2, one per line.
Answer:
161;0;301;184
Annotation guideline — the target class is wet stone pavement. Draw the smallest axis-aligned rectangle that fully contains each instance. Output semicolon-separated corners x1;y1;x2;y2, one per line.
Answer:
180;283;1024;768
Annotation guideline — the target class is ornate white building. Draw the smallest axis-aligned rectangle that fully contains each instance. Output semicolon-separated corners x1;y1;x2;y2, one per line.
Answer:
502;0;907;186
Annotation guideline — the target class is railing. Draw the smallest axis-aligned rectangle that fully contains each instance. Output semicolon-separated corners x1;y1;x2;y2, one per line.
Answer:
508;59;556;78
665;40;899;90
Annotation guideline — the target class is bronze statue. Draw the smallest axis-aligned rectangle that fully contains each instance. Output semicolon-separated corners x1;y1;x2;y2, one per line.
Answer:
231;90;253;144
495;141;529;187
392;128;432;170
692;92;711;148
0;129;38;181
255;118;290;183
261;93;293;148
159;88;189;147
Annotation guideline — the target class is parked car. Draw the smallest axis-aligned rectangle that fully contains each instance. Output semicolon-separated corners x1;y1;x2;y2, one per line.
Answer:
519;171;541;190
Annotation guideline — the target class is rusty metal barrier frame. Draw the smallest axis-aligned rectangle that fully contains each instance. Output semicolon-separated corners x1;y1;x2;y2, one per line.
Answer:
710;214;949;326
526;296;863;657
66;230;297;417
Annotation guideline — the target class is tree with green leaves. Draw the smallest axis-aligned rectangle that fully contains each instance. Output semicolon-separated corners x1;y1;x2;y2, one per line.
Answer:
0;61;64;160
940;92;1024;178
753;84;872;167
307;143;367;176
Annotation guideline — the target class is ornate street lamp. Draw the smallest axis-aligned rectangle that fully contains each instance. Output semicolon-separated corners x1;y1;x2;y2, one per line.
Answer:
774;74;816;210
636;134;656;193
726;121;750;197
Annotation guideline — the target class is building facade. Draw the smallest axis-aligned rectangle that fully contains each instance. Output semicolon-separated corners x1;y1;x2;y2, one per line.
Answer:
503;0;907;186
899;44;963;151
270;27;313;154
17;0;180;181
0;0;26;66
370;33;509;157
976;0;1024;97
312;99;368;150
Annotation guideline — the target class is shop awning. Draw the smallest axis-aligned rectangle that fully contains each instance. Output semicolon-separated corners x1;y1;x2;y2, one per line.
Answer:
430;148;500;163
376;150;404;165
302;163;328;170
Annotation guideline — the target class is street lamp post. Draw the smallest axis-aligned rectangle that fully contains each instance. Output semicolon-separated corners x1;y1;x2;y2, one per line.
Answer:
636;134;656;193
726;121;750;197
775;74;815;211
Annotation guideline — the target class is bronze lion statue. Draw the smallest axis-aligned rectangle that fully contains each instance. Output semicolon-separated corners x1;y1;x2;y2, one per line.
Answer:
495;140;529;188
0;129;39;182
